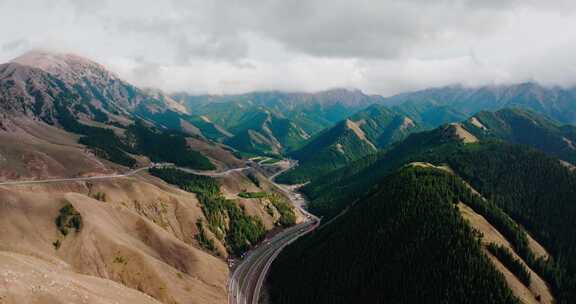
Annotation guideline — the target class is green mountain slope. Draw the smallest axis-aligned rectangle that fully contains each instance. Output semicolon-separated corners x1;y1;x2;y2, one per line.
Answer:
174;89;380;133
463;108;576;163
275;119;378;183
276;104;420;183
383;82;576;125
221;109;309;156
268;166;518;304
350;104;420;146
172;89;380;155
1;51;216;170
301;123;462;218
134;107;231;142
425;143;576;303
300;114;576;302
303;108;576;218
391;100;468;128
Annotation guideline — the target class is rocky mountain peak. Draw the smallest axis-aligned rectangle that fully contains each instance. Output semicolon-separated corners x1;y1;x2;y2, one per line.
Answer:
12;50;118;83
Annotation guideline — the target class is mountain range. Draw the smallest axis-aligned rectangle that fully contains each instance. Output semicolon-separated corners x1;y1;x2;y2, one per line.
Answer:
0;51;303;304
276;104;420;183
172;89;381;156
3;50;576;304
301;107;576;218
276;99;576;185
270;111;576;303
9;51;572;165
384;82;576;126
464;108;576;164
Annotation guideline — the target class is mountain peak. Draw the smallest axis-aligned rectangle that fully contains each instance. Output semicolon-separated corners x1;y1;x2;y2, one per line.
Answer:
322;87;363;94
12;50;118;82
442;123;478;143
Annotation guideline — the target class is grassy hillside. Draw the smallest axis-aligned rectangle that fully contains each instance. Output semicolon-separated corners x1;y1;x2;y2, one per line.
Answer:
135;108;231;142
149;167;265;256
347;104;420;146
275;120;378;184
126;120;215;169
382;82;576;125
56;95;214;170
463;108;576;163
172;89;380;156
427;143;576;303
392;100;468;128
276;104;420;184
222;111;309;156
303;108;576;219
268;166;518;304
301;124;460;218
0;52;227;173
174;89;379;134
301;120;576;302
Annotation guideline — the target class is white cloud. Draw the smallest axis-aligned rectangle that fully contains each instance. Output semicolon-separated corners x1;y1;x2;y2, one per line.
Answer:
0;0;576;95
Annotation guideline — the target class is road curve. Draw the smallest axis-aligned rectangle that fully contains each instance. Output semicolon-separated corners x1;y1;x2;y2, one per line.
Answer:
229;160;319;304
0;166;153;186
0;159;317;304
175;166;250;177
0;164;251;186
229;220;319;304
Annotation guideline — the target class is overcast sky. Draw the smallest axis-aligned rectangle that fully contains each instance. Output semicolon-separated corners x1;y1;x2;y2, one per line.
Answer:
1;0;576;96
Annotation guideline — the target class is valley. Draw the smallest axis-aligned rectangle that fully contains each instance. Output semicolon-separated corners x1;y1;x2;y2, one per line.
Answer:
0;51;308;304
2;49;576;304
228;160;320;304
229;217;319;304
0;155;315;304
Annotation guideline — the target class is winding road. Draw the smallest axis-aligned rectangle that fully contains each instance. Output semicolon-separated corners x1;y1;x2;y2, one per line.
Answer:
228;160;319;304
176;166;250;177
228;219;319;304
0;163;250;186
0;166;154;186
0;159;319;304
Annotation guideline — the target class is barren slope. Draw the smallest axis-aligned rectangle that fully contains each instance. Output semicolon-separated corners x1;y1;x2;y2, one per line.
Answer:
0;251;162;304
0;174;229;304
0;118;117;181
458;203;553;304
410;162;553;303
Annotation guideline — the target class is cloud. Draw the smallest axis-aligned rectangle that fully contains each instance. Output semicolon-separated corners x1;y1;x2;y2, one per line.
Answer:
67;0;108;16
218;0;508;58
99;0;534;61
166;0;576;60
2;39;29;52
0;0;576;95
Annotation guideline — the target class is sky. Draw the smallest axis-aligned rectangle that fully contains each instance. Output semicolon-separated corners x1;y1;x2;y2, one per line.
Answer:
1;0;576;96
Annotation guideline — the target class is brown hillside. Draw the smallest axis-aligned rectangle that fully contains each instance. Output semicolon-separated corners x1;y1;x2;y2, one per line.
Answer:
0;175;229;304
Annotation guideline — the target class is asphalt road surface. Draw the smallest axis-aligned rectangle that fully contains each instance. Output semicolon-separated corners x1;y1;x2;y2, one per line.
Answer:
0;163;250;186
228;159;319;304
0;166;153;186
228;219;319;304
0;160;318;304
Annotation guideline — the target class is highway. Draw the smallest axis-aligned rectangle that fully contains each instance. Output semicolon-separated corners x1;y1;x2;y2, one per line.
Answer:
176;166;250;177
228;219;319;304
0;159;318;304
228;159;319;304
268;160;297;181
0;166;153;186
0;163;250;186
